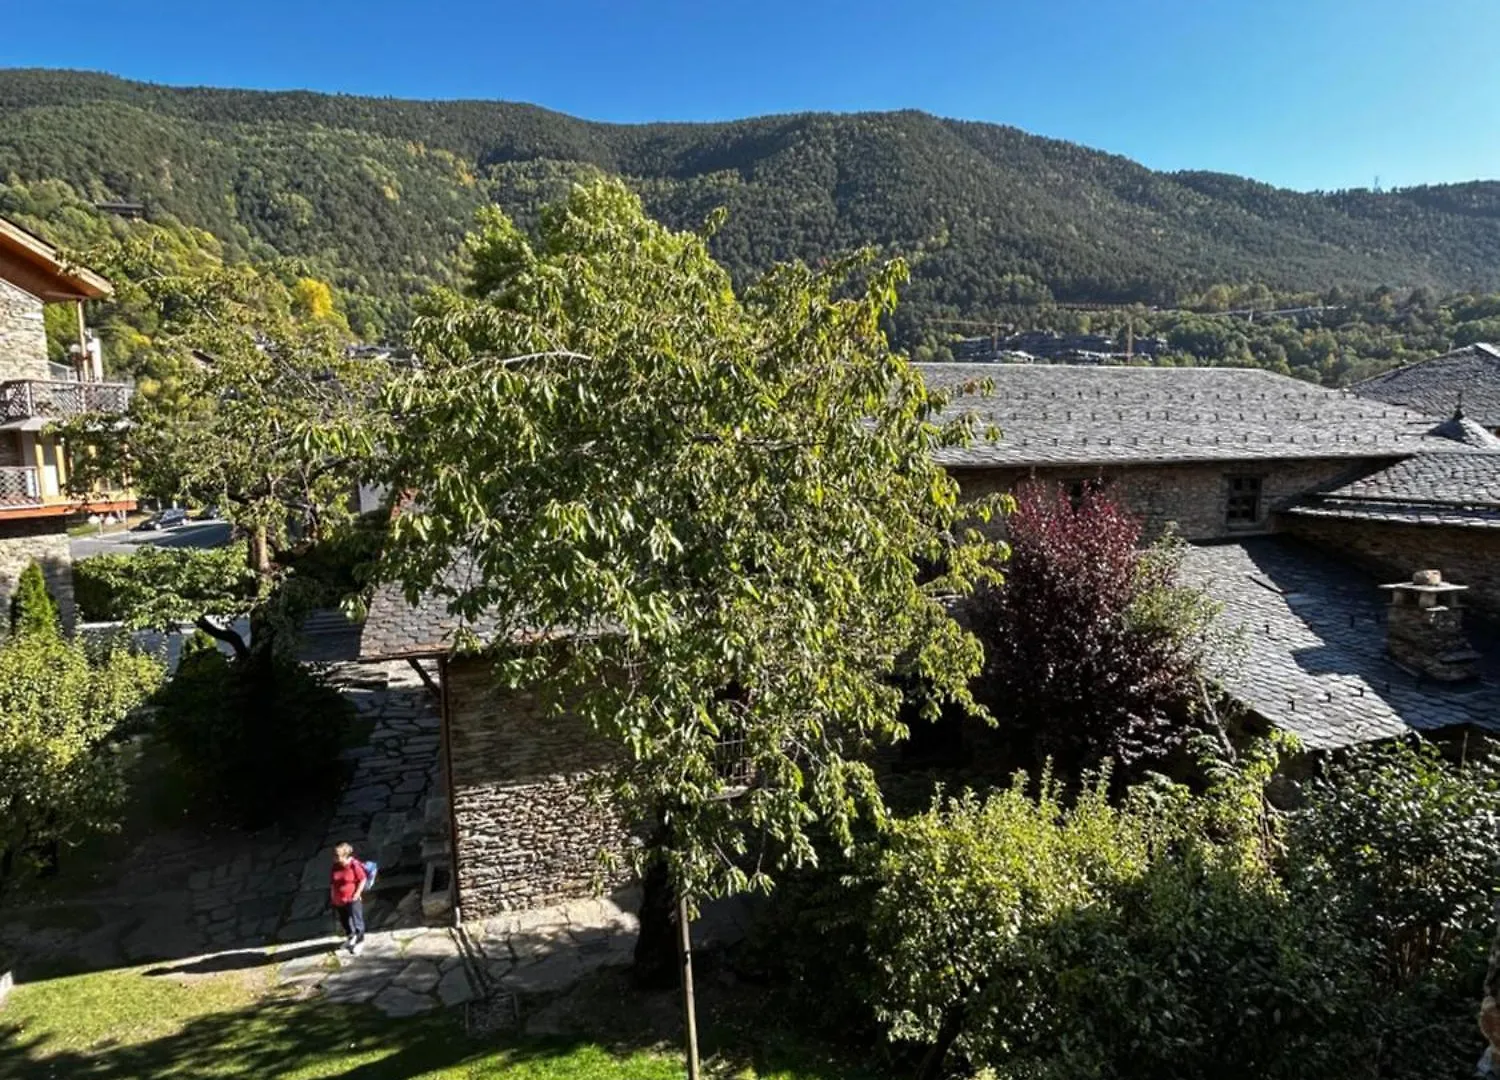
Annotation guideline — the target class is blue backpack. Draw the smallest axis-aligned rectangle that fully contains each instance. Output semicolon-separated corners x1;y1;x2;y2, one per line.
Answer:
361;859;379;891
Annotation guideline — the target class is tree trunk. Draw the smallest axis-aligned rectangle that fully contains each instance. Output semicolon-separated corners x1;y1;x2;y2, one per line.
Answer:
249;525;271;576
915;1004;967;1080
633;825;679;989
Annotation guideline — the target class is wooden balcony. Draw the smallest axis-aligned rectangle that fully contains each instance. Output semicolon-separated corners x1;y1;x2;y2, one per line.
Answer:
0;465;133;519
0;465;40;507
0;379;133;423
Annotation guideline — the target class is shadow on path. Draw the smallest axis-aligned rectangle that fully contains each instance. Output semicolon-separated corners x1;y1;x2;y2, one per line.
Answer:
144;941;334;978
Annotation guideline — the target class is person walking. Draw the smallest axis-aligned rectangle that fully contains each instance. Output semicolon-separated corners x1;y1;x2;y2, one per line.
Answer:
330;842;369;955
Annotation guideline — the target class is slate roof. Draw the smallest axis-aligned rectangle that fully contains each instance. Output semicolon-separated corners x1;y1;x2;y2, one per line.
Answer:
358;556;504;661
1351;344;1500;431
358;555;618;661
1287;450;1500;530
915;363;1450;467
1180;537;1500;750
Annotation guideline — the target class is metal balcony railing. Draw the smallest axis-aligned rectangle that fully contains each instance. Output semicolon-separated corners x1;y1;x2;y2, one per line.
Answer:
0;380;133;422
0;466;41;507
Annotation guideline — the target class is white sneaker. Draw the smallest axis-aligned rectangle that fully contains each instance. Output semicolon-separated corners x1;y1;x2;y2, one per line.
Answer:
350;939;365;956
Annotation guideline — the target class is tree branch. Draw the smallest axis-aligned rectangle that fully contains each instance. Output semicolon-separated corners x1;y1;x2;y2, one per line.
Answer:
193;614;249;661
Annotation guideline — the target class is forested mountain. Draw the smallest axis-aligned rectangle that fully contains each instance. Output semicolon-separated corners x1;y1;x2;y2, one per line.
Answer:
4;68;1500;358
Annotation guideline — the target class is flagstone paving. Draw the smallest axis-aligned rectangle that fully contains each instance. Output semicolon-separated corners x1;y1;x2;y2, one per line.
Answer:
3;649;748;1020
0;659;445;976
271;889;646;1017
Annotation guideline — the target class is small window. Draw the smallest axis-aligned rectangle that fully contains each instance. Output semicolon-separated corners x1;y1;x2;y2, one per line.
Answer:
1225;475;1262;525
1066;477;1106;509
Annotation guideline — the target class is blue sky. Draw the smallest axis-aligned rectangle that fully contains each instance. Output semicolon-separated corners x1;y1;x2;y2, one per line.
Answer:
5;0;1497;191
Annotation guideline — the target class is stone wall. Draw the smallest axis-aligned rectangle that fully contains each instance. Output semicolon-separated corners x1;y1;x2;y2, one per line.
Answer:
1285;515;1500;620
0;278;52;383
0;519;74;630
951;457;1388;541
444;658;629;919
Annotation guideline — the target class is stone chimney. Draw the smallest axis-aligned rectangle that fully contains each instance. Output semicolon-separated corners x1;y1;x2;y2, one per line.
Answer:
1380;569;1480;682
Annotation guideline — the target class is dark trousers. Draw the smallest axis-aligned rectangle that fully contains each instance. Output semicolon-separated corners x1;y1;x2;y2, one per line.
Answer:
335;900;365;941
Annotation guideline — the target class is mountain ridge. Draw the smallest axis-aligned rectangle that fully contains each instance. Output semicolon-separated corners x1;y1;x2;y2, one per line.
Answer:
4;68;1500;343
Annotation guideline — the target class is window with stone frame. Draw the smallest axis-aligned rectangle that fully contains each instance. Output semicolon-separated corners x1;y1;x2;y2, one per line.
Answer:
1224;474;1263;525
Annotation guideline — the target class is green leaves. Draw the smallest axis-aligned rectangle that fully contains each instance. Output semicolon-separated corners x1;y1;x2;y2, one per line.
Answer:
374;179;1003;903
0;631;161;876
9;561;60;639
73;546;262;629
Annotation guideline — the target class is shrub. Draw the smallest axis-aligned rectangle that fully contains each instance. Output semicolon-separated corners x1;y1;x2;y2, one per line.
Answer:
153;649;351;826
9;560;59;637
0;632;162;878
860;752;1385;1080
72;547;259;625
1284;739;1500;1075
971;484;1218;781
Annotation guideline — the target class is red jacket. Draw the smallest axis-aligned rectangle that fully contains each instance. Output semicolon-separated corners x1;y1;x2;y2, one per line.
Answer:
330;857;367;906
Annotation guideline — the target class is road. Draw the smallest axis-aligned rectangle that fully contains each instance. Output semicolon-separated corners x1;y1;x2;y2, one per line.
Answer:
71;520;234;559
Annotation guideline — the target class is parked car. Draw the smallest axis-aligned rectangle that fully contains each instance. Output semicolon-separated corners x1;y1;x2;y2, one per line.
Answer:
194;505;221;521
135;507;188;532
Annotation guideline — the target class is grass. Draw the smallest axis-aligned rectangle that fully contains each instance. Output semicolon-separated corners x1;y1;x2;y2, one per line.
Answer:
0;961;877;1079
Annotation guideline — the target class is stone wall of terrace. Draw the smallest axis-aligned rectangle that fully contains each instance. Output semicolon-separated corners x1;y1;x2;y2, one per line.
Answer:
0;518;73;629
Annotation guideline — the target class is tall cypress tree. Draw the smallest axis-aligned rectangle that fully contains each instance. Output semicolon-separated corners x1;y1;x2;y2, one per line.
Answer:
10;561;60;638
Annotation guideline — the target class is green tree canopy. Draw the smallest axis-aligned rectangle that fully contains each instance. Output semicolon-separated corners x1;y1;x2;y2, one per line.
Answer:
60;235;389;657
371;181;1003;922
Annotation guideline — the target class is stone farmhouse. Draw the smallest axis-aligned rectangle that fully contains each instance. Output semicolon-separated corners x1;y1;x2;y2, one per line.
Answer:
1351;343;1500;434
357;358;1500;922
0;215;135;624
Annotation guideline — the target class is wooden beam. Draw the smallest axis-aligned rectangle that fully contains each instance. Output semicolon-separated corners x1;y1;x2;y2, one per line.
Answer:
406;657;442;699
0;217;112;301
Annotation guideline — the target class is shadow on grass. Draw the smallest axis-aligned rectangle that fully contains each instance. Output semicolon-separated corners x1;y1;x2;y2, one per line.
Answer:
0;995;602;1080
0;965;885;1080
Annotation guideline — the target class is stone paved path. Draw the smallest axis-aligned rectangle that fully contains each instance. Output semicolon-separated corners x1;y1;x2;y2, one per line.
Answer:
277;661;443;944
0;659;443;974
271;889;645;1017
3;648;750;1021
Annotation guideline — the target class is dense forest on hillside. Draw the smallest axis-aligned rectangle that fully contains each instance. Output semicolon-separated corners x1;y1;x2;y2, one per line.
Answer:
5;69;1500;384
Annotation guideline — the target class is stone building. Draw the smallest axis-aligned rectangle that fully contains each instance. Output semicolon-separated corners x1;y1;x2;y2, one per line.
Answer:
918;361;1500;753
1283;449;1500;619
915;362;1461;541
1351;343;1500;434
357;576;629;924
355;359;1500;921
0;215;135;625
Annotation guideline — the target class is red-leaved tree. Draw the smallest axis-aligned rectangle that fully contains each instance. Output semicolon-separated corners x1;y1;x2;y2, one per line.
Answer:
973;482;1215;779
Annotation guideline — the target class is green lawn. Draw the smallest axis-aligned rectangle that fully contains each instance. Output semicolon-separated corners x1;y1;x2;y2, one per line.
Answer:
0;962;874;1079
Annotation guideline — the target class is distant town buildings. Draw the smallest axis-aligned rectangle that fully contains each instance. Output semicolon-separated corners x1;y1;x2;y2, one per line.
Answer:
952;329;1168;365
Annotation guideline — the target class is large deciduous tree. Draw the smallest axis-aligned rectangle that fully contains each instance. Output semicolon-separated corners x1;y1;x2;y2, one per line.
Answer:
60;236;388;658
371;180;1002;978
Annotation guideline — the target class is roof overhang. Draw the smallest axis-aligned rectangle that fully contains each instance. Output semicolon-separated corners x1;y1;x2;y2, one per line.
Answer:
0;216;113;302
